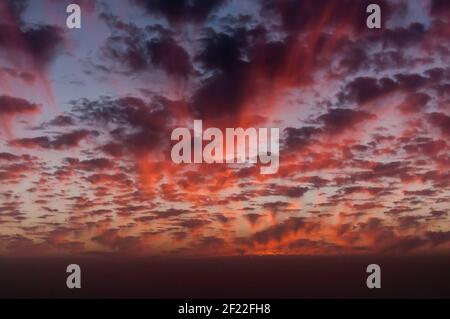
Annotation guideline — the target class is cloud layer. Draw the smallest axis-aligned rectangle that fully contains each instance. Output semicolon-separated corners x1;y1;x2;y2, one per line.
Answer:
0;0;449;256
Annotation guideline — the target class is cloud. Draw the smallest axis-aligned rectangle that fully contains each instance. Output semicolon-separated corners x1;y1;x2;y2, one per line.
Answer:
426;231;450;246
429;0;450;16
178;218;210;230
398;93;431;114
261;0;393;34
99;17;192;78
63;157;115;171
0;95;39;115
0;24;64;66
251;217;308;245
10;130;97;149
316;108;376;134
131;0;226;24
43;115;75;127
0;152;20;161
0;0;30;24
338;77;398;104
147;36;192;78
70;95;180;156
0;0;449;258
427;112;450;136
377;23;427;48
135;208;191;222
0;67;35;84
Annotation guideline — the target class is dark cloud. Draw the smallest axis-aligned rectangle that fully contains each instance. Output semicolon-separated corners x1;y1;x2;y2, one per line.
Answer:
196;30;247;72
190;68;250;121
397;215;425;229
0;152;20;161
101;142;124;157
425;67;450;82
384;206;419;216
0;161;34;183
398;93;431;114
10;130;97;150
71;95;181;155
85;173;132;186
429;0;450;16
190;25;313;122
63;157;115;171
427;112;450;136
282;126;321;150
372;161;410;177
395;73;428;89
339;186;386;196
0;95;39;115
429;210;448;218
100;19;192;78
339;77;398;105
250;217;311;245
46;115;75;127
244;213;263;226
338;69;439;106
50;130;97;149
339;47;369;72
382;236;427;253
0;0;29;23
100;25;150;72
288;238;341;251
317;108;376;134
403;188;437;196
147;36;192;78
135;208;190;222
131;0;226;24
261;185;309;198
261;0;392;34
91;228;141;251
403;138;446;156
0;23;64;66
371;51;407;72
426;231;450;246
178;218;210;230
261;201;290;213
190;28;254;121
0;67;35;83
22;25;64;65
377;23;427;48
193;236;225;249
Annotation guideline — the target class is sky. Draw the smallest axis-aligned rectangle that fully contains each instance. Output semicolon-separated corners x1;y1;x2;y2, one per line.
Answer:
0;0;449;257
